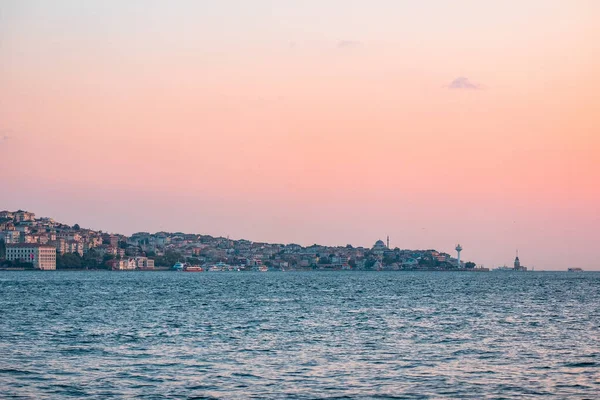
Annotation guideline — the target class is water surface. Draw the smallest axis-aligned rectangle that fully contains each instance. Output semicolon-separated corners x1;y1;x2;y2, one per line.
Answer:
1;271;598;398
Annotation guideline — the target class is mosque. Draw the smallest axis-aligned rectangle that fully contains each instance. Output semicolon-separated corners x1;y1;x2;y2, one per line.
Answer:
372;237;389;256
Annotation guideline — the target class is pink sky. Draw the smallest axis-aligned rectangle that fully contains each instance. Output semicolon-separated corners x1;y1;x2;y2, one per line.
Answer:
1;1;599;269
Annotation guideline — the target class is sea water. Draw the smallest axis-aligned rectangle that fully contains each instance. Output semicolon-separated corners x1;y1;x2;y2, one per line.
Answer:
1;271;598;398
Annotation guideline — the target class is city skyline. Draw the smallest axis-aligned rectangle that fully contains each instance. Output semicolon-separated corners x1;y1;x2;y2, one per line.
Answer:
1;1;599;270
0;207;572;271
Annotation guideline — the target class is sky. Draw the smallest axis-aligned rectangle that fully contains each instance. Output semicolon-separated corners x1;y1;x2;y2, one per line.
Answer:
1;0;599;270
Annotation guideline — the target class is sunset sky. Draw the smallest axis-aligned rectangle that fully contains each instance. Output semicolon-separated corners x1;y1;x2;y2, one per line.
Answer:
1;1;599;270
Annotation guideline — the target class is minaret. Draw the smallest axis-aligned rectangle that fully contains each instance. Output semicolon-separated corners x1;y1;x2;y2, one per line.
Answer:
387;235;390;249
455;244;463;268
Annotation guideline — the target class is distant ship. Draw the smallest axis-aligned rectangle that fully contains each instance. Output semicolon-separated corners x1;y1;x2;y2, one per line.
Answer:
207;262;231;272
493;265;514;271
568;268;584;272
172;262;185;271
183;265;203;272
258;265;268;272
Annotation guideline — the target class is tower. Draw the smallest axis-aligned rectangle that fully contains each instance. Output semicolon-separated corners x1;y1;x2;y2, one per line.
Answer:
387;235;389;249
514;249;521;270
455;244;463;268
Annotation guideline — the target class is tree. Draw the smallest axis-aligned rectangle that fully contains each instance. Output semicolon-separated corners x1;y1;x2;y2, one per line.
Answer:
82;249;100;269
382;255;396;266
73;224;81;230
153;250;182;267
56;253;82;269
465;261;476;269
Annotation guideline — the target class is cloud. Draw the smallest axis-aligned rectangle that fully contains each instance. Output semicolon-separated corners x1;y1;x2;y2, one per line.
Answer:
337;40;361;49
0;131;10;143
446;76;482;90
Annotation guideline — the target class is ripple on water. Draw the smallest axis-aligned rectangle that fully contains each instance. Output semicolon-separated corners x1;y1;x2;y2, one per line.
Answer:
0;271;599;398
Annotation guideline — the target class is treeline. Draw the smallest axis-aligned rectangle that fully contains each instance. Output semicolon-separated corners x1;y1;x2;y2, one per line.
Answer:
56;249;112;270
151;250;182;267
0;259;35;269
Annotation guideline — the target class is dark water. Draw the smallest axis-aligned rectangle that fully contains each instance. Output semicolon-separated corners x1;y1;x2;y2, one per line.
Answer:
0;271;599;399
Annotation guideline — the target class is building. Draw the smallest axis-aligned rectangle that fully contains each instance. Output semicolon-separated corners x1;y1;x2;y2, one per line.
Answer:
102;234;119;247
514;252;527;271
135;257;155;269
116;258;137;270
50;239;67;255
66;240;84;256
0;211;15;219
5;244;56;270
372;239;388;256
0;230;21;244
13;211;35;223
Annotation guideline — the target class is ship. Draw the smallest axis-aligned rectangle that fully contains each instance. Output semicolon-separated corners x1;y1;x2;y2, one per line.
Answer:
206;262;231;272
568;267;584;272
183;265;203;272
172;262;185;271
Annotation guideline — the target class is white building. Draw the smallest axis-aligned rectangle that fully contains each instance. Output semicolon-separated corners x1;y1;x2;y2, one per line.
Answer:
135;257;155;269
116;258;137;270
6;244;56;270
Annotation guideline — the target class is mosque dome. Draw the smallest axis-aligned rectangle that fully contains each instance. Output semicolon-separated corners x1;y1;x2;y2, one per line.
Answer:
373;240;387;250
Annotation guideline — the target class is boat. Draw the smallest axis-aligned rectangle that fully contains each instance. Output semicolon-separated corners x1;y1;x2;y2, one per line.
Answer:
568;268;584;272
172;262;185;271
258;265;268;272
183;265;203;272
493;265;513;271
207;262;231;272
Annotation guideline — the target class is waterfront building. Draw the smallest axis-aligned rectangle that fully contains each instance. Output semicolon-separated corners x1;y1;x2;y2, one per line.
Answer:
116;258;137;270
5;244;56;270
135;257;155;269
401;258;419;268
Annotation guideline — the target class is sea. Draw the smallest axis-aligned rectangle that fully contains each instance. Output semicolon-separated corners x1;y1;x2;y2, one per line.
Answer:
0;271;598;399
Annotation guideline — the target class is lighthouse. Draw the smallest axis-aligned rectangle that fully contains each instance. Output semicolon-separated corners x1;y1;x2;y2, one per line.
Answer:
455;244;463;268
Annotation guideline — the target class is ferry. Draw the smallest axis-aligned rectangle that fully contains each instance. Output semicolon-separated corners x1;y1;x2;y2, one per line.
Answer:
183;265;203;272
206;262;231;272
258;265;268;272
568;267;584;272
